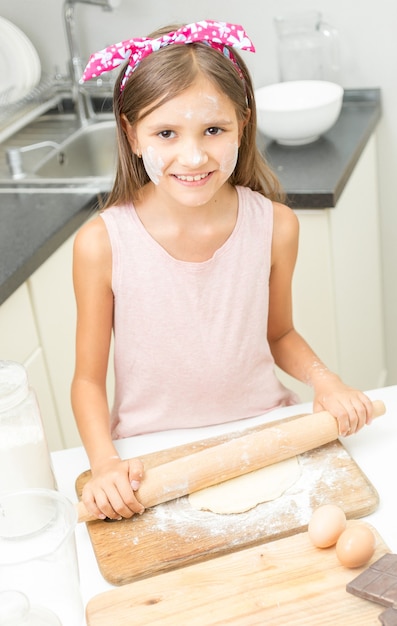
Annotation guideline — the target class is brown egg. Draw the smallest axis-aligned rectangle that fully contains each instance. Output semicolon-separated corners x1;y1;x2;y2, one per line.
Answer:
336;524;376;568
308;504;347;548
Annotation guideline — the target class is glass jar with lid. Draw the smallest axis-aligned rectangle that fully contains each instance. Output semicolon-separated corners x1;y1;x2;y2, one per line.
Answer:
0;360;56;492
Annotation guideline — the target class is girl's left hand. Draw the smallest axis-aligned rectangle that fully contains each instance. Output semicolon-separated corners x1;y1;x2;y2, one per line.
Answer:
313;376;374;437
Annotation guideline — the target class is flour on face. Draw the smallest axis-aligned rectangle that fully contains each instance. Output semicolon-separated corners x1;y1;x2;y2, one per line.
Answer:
142;145;165;185
220;142;238;177
188;147;206;167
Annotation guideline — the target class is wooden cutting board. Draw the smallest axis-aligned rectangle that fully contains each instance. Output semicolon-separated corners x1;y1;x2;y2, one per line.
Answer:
86;522;390;625
75;420;379;586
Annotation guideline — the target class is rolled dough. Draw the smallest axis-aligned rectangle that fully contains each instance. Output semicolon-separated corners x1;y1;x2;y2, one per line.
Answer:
188;456;301;514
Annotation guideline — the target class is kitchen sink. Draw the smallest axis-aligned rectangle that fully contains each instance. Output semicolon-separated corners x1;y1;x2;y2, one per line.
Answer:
34;120;117;182
0;114;118;191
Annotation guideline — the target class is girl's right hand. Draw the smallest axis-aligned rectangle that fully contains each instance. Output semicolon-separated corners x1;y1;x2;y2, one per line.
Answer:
82;456;145;520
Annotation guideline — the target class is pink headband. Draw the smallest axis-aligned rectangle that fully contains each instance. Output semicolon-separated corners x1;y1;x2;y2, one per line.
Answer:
80;20;255;92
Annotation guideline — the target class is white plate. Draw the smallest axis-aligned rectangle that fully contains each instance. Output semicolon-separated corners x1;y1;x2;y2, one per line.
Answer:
5;18;41;93
0;17;41;105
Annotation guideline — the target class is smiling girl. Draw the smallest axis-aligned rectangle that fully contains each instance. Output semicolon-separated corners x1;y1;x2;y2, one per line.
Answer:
72;21;374;520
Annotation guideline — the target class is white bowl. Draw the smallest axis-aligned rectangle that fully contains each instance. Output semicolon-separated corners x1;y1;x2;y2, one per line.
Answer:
255;80;344;146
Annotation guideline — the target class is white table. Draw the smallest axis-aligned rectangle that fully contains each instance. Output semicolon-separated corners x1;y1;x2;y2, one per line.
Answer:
51;385;397;621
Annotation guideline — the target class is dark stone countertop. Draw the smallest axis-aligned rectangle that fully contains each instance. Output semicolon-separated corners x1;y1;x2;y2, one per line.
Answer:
258;88;381;208
0;88;381;307
0;191;102;305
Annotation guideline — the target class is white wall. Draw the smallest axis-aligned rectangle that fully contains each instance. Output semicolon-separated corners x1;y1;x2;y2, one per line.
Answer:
1;0;396;385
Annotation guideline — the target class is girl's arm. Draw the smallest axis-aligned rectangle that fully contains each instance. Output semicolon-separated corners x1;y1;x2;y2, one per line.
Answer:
267;202;373;436
71;216;144;519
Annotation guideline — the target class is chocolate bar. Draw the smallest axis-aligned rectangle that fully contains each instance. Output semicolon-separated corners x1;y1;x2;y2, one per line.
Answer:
346;553;397;607
379;608;397;625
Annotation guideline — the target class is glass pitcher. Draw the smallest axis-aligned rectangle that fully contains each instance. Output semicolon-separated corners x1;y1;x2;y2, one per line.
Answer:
274;11;340;83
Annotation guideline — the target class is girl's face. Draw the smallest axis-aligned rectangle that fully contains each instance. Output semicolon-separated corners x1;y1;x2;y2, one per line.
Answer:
124;75;244;208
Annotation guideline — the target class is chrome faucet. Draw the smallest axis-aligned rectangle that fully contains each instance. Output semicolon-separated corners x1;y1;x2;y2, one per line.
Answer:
63;0;121;126
6;141;60;179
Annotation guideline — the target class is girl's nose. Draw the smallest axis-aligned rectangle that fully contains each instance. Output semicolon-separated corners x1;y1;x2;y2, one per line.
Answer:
177;142;208;168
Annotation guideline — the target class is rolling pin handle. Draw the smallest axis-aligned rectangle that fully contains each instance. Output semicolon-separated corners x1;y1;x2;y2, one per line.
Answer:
371;399;386;419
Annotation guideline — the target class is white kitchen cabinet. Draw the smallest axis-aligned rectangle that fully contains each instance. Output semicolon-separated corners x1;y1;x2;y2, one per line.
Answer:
28;226;115;450
0;283;38;361
0;283;64;450
28;234;82;449
277;134;386;402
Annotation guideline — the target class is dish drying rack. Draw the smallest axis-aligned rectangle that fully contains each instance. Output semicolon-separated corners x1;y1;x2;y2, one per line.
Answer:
0;75;67;144
0;74;115;144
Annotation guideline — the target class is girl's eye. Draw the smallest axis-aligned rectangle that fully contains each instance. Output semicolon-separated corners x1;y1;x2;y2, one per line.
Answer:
206;127;222;136
158;130;175;139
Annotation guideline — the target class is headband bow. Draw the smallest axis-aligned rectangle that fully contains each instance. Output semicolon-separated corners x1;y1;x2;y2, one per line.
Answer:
80;20;255;91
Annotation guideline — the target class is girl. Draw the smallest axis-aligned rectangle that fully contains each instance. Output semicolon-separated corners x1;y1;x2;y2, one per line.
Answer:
72;20;373;520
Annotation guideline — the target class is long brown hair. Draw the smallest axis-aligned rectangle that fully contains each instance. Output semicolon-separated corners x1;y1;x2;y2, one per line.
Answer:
104;24;285;208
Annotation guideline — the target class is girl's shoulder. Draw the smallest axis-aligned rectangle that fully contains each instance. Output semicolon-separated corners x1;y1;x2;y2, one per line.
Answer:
73;213;111;265
237;185;269;204
271;200;299;255
237;186;295;222
237;185;280;210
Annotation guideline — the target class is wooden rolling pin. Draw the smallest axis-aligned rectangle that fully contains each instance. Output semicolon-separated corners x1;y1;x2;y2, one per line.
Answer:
77;399;385;523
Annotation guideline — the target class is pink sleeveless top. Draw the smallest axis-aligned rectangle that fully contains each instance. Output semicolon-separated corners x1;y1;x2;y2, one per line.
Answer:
101;186;297;438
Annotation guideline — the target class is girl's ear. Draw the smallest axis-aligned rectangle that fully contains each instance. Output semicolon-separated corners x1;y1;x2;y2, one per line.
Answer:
121;114;140;156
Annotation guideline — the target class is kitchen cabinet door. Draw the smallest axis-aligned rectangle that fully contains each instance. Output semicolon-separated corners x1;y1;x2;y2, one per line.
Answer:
28;233;81;449
0;283;38;361
24;348;64;451
277;134;386;402
28;226;115;450
327;133;386;391
0;283;64;450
